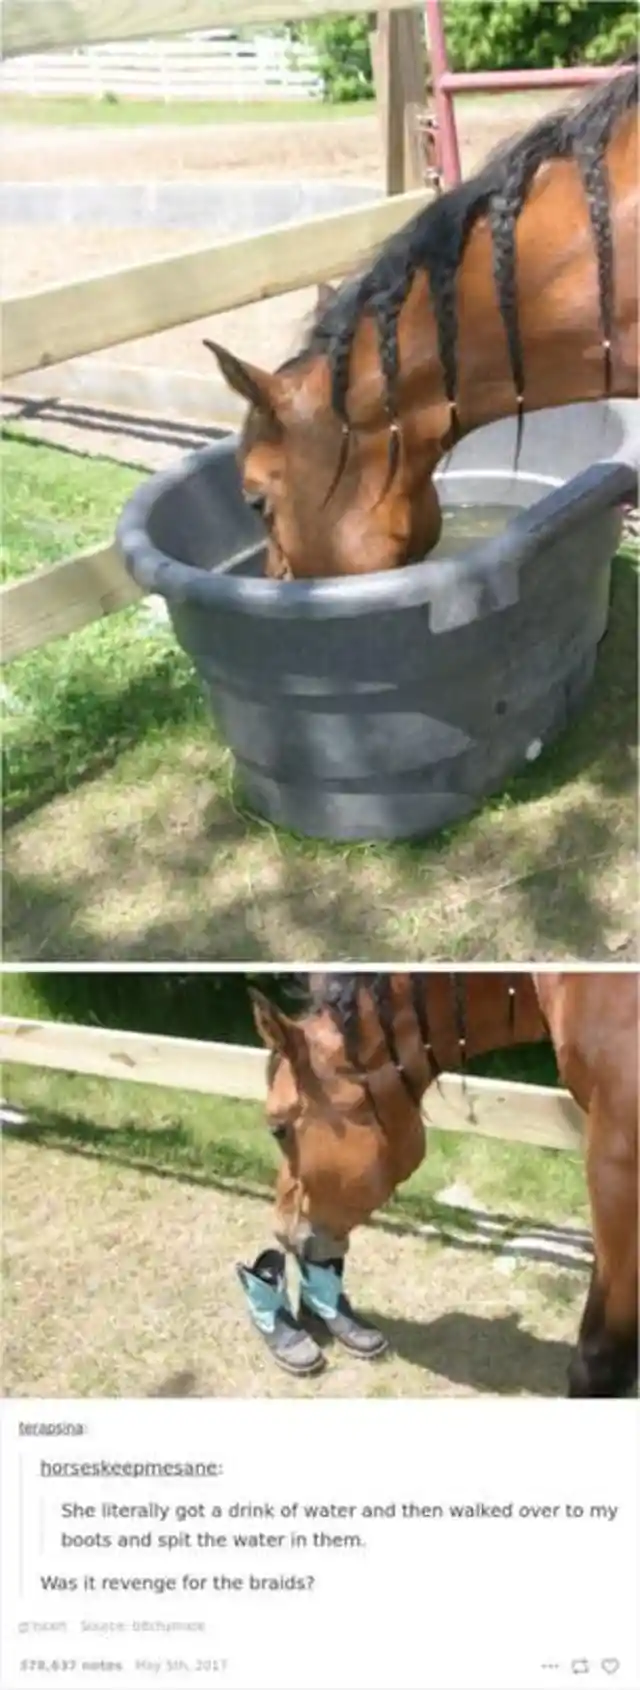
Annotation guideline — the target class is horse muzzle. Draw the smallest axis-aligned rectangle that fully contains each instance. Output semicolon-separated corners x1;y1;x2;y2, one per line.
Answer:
273;1213;349;1264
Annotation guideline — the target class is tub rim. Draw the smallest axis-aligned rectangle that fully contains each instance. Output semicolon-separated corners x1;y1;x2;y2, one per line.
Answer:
116;422;638;624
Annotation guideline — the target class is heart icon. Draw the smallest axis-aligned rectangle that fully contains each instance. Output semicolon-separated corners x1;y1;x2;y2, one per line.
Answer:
601;1663;620;1676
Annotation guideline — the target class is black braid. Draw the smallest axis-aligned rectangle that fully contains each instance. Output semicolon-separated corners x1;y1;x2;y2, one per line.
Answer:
572;145;615;394
487;117;571;410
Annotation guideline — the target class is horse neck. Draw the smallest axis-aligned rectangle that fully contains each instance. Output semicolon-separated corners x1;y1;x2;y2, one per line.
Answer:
413;974;548;1073
397;116;637;446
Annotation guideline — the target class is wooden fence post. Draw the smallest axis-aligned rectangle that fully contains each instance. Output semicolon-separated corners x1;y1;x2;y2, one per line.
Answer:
373;8;428;195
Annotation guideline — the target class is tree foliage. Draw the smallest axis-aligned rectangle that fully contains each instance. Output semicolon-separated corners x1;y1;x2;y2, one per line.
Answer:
443;1;637;71
293;13;376;103
292;3;635;102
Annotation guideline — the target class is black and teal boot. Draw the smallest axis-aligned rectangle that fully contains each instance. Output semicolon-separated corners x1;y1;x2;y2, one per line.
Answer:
236;1249;325;1377
298;1256;388;1359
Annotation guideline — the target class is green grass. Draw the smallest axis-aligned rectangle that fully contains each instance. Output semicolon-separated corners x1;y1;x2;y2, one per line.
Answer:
0;94;375;126
2;1054;585;1239
0;88;558;129
2;431;207;819
2;433;142;581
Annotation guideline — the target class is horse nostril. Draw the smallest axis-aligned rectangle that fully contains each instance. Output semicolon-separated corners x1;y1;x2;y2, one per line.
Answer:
246;490;267;519
270;1122;289;1146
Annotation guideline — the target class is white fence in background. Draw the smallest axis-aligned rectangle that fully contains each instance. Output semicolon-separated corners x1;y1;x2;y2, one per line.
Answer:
0;32;324;102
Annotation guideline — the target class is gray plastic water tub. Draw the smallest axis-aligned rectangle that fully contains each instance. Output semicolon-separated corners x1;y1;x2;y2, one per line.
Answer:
117;399;638;842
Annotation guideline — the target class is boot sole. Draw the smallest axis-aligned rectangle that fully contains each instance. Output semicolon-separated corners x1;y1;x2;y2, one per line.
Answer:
332;1336;389;1360
271;1348;327;1378
300;1304;389;1359
245;1316;327;1377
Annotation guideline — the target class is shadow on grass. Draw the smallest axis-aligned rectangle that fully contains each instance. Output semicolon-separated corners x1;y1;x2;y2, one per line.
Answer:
2;1110;591;1274
3;550;637;961
365;1308;575;1396
2;1112;276;1196
4;396;228;461
148;1370;199;1398
501;796;635;959
4;652;207;827
3;842;429;962
104;1317;578;1398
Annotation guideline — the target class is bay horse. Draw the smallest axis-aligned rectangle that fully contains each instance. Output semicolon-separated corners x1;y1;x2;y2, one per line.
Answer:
238;972;638;1396
206;62;637;578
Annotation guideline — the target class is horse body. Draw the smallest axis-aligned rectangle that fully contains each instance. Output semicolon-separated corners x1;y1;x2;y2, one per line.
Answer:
251;972;638;1396
208;64;637;579
534;971;638;1396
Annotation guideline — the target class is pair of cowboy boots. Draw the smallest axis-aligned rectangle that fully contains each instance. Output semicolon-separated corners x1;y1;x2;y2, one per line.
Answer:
236;1249;388;1376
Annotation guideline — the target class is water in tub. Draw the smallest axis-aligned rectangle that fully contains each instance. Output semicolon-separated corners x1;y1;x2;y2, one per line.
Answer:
425;503;515;561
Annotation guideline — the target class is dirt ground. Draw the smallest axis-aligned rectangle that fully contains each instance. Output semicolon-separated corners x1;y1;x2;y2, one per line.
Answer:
2;1135;590;1400
2;98;567;185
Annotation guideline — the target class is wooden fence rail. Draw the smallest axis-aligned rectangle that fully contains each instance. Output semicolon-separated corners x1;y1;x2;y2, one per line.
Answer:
2;2;421;58
1;545;143;663
2;189;428;380
0;1016;586;1152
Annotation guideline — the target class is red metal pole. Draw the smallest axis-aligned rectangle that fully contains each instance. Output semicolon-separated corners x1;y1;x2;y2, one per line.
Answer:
424;0;462;187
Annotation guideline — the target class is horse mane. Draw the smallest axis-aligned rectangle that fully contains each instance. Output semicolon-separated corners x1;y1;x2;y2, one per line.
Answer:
281;973;389;1065
298;972;449;1073
303;973;401;1065
294;58;638;427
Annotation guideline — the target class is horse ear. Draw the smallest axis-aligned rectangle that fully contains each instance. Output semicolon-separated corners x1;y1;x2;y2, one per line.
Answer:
316;281;337;312
203;340;280;413
249;989;296;1053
